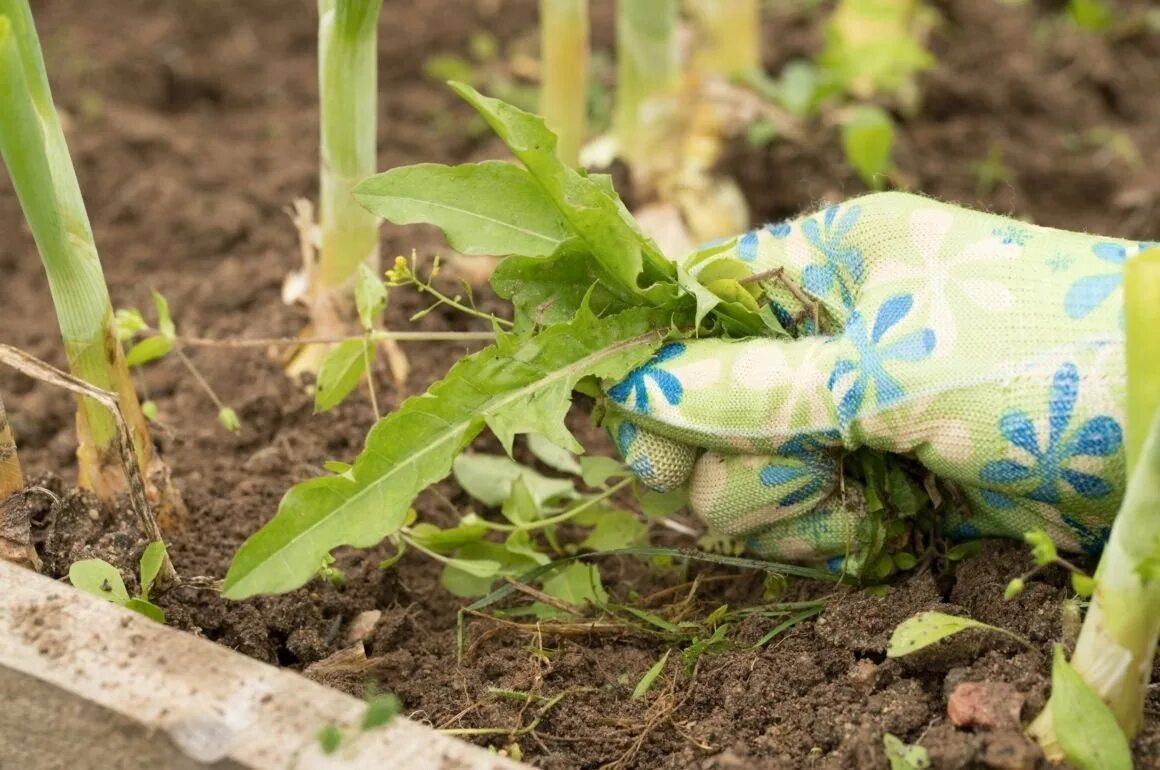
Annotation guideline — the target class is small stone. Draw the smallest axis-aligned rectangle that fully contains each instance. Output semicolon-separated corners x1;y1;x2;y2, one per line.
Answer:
947;681;1024;731
343;609;382;646
847;658;879;689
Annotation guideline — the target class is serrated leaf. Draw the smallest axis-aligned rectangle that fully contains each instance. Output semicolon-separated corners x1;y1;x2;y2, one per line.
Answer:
527;433;582;475
1051;646;1133;770
314;339;367;413
491;250;629;334
580;456;629;488
354;161;575;258
450;82;674;301
124;598;166;624
541;562;607;606
501;475;542;526
355;263;387;330
632;649;670;700
579;511;646;551
440;541;540;597
223;307;666;599
138;541;167;599
125;335;173;367
505;529;551;565
886;611;1024;658
69;559;130;605
452;453;575;508
841;105;895;191
410;517;490;553
639;486;688;517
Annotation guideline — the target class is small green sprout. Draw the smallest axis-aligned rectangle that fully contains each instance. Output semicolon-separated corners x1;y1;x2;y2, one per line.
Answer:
631;649;670;700
883;733;930;770
68;541;169;623
1003;528;1095;602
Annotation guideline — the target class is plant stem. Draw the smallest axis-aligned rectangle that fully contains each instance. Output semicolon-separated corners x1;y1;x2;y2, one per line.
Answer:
317;0;383;301
1029;248;1160;754
474;477;635;533
178;330;497;349
539;0;589;167
613;0;681;194
0;392;21;499
1126;249;1160;472
687;0;761;79
0;2;156;502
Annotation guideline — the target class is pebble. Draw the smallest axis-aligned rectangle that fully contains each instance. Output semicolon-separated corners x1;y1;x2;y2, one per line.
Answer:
947;681;1024;731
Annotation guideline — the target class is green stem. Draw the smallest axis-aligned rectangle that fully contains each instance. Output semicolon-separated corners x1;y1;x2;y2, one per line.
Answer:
687;0;761;79
1029;249;1160;753
473;478;635;533
318;0;383;293
1125;249;1160;473
539;0;589;167
0;3;153;499
613;0;680;193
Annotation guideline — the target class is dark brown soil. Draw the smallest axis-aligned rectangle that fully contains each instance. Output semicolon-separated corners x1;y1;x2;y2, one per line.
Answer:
3;1;1159;768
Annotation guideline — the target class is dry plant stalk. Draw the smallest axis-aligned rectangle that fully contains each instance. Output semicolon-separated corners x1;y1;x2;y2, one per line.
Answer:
0;391;38;570
0;344;176;589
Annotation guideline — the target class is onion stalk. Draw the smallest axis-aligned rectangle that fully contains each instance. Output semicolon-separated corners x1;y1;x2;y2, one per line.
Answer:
539;0;589;167
0;2;155;502
613;0;681;194
686;0;760;80
296;0;384;371
1029;248;1160;755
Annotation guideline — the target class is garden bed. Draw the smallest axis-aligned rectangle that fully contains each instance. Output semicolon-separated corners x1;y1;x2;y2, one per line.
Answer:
2;1;1159;768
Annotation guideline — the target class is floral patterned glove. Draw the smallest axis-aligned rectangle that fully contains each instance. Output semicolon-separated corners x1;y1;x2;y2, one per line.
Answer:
606;192;1153;561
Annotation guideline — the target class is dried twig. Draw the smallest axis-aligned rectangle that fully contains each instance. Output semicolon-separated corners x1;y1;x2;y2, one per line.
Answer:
0;344;177;589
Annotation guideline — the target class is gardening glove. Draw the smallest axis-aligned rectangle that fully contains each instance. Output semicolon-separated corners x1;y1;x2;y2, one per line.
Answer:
606;192;1152;562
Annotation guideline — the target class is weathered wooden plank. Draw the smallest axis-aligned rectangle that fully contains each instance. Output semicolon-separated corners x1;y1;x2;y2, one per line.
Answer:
0;561;523;770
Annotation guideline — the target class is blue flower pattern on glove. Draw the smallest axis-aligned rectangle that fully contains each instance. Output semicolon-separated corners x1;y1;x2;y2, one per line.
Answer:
615;422;654;480
1064;241;1158;319
802;205;865;312
827;294;935;427
978;363;1122;510
758;432;841;506
736;221;792;263
608;342;686;415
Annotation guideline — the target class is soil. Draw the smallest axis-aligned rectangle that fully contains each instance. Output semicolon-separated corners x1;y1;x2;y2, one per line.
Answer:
2;1;1159;768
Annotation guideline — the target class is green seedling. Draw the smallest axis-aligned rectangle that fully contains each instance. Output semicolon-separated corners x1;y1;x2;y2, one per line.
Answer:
68;541;169;623
631;649;671;699
1029;249;1160;757
316;687;402;755
819;0;935;110
115;291;242;434
1067;0;1114;31
1003;529;1095;601
883;733;930;770
966;145;1012;196
0;0;166;504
